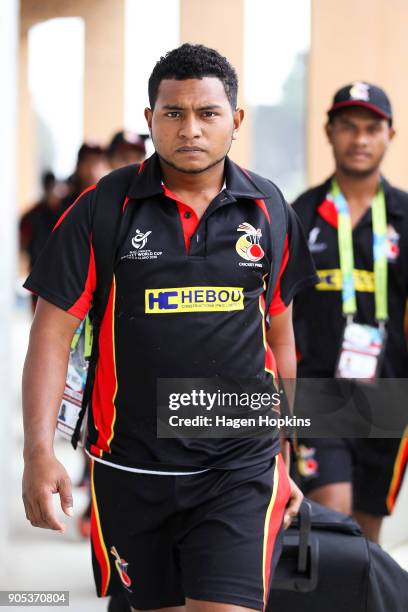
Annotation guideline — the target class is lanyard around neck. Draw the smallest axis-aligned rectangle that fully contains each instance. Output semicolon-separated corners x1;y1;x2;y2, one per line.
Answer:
330;178;388;322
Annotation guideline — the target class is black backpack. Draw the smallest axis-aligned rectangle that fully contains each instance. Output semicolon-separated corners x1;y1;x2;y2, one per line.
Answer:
71;161;289;448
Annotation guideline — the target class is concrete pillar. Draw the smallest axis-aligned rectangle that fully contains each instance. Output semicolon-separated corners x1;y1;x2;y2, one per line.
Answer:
308;0;408;188
0;0;19;568
18;0;126;210
179;0;250;167
17;27;37;211
82;0;125;142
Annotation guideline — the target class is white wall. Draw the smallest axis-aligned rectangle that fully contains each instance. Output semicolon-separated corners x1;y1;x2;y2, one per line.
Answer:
0;0;19;567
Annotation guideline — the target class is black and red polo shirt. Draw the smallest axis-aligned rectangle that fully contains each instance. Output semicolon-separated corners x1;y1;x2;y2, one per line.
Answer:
292;176;408;378
25;153;316;472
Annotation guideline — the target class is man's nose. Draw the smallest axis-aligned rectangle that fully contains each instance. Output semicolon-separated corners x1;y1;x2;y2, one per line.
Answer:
179;115;202;139
354;129;370;145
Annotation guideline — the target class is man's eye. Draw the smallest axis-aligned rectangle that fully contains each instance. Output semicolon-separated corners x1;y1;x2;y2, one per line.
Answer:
166;112;181;118
202;111;217;118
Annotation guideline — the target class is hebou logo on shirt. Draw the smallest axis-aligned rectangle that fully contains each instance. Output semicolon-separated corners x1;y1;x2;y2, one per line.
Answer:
145;286;244;314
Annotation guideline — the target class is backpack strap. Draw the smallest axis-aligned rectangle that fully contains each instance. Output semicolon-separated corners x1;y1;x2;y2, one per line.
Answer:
71;164;139;448
264;191;289;319
243;171;289;318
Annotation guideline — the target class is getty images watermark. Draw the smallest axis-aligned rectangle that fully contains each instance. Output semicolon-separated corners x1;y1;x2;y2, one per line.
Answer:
157;379;311;438
158;377;408;439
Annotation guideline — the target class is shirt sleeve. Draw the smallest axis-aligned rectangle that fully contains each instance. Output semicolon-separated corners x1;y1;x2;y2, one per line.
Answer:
268;204;318;316
23;186;97;320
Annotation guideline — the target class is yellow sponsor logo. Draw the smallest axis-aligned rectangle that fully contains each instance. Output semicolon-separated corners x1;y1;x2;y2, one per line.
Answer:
316;269;374;292
145;286;244;314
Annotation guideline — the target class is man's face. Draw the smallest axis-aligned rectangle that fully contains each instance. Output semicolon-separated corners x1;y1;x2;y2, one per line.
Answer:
326;107;395;177
145;77;243;174
110;145;146;170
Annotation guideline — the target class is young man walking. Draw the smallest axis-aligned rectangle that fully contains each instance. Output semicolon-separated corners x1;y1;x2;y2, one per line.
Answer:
293;82;408;543
22;44;316;611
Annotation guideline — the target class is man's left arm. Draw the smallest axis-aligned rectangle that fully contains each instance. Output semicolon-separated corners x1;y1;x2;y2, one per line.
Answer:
266;302;296;409
266;302;303;528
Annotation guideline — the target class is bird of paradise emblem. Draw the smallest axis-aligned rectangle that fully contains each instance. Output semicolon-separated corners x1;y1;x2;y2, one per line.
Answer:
236;222;265;262
110;546;132;590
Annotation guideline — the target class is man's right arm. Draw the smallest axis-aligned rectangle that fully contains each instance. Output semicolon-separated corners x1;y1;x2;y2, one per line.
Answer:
22;298;81;532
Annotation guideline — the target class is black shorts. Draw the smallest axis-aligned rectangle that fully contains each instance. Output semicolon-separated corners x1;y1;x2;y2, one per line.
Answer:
90;455;290;611
295;437;408;516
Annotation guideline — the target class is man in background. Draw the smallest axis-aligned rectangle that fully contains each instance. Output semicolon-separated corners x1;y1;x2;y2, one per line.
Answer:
64;142;110;206
20;171;67;311
107;130;148;169
292;82;408;542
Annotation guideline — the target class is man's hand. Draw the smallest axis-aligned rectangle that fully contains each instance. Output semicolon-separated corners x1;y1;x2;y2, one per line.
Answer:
22;453;74;532
284;477;303;529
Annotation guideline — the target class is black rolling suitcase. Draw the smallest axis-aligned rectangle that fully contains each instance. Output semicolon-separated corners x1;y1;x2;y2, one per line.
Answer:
269;500;408;612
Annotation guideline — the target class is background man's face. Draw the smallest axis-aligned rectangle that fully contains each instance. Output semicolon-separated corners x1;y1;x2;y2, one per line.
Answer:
326;107;395;177
77;153;110;187
145;77;242;174
110;145;145;170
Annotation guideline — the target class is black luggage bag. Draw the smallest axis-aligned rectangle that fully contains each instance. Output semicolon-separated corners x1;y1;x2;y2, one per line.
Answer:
269;500;408;612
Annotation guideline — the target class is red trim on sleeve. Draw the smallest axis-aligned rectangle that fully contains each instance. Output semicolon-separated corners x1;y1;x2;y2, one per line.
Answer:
67;240;96;320
53;184;96;232
162;185;199;254
268;235;289;316
260;294;278;376
317;198;338;228
122;195;130;212
92;279;117;454
254;198;271;224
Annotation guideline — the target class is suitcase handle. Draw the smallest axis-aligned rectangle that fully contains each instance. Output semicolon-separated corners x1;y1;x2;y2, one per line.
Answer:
271;500;319;592
297;500;311;573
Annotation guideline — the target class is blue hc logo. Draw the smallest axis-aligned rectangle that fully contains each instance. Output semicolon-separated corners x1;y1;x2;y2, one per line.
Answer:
148;291;178;310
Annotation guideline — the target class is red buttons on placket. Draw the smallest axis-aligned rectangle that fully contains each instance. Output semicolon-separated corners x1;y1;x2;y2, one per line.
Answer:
177;203;199;253
162;184;199;254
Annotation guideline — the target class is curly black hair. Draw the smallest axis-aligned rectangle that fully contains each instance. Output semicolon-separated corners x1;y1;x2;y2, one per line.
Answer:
148;43;238;110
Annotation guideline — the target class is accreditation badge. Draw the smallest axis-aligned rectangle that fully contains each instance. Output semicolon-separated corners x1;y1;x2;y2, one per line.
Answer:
56;317;92;445
335;321;386;382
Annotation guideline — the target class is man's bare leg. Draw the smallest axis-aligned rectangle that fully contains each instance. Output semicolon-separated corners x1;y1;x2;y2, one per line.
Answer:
131;605;258;612
187;599;258;612
353;510;383;543
131;607;186;612
307;482;352;515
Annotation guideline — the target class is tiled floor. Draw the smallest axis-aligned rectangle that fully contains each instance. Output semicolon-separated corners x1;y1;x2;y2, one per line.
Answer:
2;302;407;612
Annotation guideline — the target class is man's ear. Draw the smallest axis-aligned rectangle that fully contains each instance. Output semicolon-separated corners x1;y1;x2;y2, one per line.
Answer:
144;107;153;131
233;108;245;138
325;121;333;145
388;126;396;142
